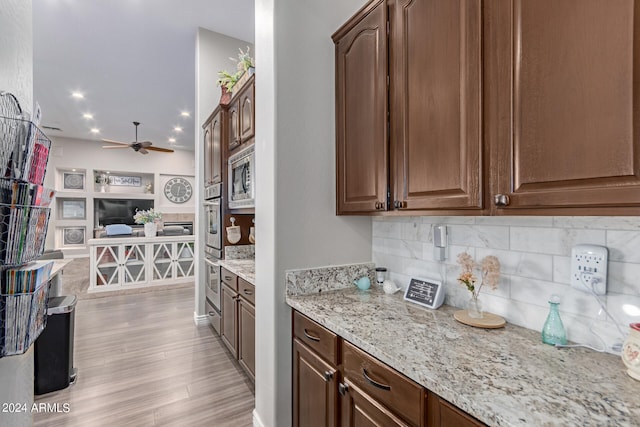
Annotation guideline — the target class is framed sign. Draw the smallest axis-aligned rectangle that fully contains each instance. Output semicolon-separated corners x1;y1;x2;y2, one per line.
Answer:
404;277;445;309
110;175;142;187
61;199;86;219
62;172;85;190
63;227;85;246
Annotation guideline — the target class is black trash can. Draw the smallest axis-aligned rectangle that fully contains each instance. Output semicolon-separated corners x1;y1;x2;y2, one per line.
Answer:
34;295;78;395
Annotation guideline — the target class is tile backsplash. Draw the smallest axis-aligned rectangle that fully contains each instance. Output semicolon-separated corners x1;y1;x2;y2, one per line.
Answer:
372;216;640;354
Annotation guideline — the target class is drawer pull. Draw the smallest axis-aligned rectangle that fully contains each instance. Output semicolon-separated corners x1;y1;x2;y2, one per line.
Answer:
243;289;254;295
224;276;233;281
208;311;216;317
338;382;349;396
303;329;321;342
363;368;391;391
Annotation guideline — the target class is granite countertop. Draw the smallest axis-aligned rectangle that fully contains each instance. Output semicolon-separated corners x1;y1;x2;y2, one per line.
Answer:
218;259;255;284
286;286;640;427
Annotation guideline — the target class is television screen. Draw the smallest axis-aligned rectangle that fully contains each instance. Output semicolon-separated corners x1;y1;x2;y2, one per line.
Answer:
95;199;154;226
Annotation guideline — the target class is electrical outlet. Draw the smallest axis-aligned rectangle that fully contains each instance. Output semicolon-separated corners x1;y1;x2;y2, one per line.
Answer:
571;244;608;295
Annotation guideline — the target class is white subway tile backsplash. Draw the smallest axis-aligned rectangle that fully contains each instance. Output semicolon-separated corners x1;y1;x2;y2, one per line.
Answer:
475;216;553;227
553;216;640;230
606;230;640;263
372;216;640;355
510;227;605;256
449;225;509;249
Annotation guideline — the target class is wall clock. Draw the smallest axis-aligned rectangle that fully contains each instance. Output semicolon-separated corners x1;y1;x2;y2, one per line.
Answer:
164;177;193;204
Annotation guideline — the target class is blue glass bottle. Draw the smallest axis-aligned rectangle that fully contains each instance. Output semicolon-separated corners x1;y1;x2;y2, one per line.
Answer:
542;295;567;346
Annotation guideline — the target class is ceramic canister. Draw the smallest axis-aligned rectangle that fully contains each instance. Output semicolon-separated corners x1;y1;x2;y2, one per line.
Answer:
622;322;640;381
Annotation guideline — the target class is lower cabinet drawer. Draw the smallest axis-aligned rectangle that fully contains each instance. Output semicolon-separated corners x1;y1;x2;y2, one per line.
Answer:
293;311;339;365
342;341;424;427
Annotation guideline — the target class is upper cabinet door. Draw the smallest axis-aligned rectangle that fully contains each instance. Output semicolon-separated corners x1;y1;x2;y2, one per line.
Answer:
489;0;640;212
211;109;223;184
390;0;483;211
334;0;389;214
239;79;255;143
228;100;240;152
203;123;213;186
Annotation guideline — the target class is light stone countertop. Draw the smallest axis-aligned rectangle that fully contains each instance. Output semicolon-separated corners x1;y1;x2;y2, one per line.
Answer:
218;259;255;285
286;286;640;427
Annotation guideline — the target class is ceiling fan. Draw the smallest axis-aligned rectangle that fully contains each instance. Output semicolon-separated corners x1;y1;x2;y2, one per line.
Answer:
102;121;174;154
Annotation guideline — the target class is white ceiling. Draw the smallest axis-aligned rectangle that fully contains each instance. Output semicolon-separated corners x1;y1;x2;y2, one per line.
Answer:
33;0;254;152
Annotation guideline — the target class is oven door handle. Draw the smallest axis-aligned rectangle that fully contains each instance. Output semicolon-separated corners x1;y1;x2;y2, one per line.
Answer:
204;258;218;267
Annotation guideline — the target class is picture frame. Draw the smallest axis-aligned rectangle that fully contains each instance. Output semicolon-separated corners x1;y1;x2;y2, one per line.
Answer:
62;171;85;190
61;199;86;219
110;175;142;187
63;227;86;246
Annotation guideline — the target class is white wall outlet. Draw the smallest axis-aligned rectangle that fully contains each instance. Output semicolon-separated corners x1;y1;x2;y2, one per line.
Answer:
571;244;608;295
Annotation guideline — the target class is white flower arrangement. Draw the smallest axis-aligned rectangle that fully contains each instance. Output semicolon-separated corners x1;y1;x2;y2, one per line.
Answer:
133;208;162;225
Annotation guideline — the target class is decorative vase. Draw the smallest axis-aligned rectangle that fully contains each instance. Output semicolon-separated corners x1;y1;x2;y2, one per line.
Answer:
622;323;640;381
220;86;232;105
467;294;483;319
144;222;157;237
542;295;567;346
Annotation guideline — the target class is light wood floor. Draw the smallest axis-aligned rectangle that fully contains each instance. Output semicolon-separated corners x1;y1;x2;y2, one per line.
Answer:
34;287;255;427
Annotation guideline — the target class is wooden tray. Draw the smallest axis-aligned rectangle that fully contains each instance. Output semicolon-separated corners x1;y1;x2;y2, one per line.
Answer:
453;310;506;329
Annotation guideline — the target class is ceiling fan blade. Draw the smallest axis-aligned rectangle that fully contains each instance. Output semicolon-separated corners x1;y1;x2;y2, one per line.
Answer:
139;141;153;148
101;139;131;146
138;148;149;155
102;145;132;149
146;146;175;153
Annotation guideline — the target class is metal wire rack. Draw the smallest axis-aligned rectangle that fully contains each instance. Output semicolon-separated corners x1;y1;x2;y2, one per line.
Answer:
0;92;51;185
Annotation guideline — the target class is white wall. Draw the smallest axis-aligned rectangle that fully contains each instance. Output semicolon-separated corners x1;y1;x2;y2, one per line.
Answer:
44;136;195;255
0;1;34;425
254;1;371;426
194;29;253;319
373;216;640;353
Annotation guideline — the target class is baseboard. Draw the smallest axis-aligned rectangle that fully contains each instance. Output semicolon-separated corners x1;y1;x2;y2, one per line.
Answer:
253;409;265;427
193;311;209;325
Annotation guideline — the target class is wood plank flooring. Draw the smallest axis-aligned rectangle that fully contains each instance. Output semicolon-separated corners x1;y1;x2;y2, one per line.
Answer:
33;287;255;427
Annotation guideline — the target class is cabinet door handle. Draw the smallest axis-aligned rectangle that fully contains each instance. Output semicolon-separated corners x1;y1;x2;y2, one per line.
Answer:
303;329;321;342
243;289;253;295
393;200;405;209
374;202;380;209
362;368;391;391
324;371;334;382
494;194;510;206
338;382;349;396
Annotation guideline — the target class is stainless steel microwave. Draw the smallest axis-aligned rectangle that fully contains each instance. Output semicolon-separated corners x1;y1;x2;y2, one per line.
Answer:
228;144;255;209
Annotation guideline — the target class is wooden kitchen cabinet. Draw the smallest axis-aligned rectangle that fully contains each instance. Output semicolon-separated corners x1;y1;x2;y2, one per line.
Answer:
292;310;485;427
389;0;482;211
340;379;410;427
293;312;339;427
333;0;481;214
239;76;255;144
227;77;255;154
238;277;255;381
486;0;640;214
427;393;484;427
336;0;640;216
293;339;338;427
203;107;223;187
333;0;388;214
220;268;255;381
220;281;238;358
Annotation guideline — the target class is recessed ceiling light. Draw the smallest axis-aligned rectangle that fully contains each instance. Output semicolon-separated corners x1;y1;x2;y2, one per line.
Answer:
180;111;190;117
90;128;100;134
174;126;183;132
168;138;176;143
83;113;93;119
71;92;84;99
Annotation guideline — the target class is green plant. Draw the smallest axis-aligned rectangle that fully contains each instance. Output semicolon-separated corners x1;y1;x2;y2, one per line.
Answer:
216;70;242;92
233;46;255;72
